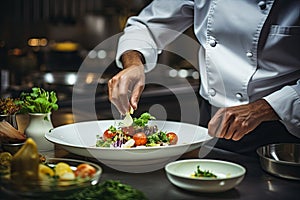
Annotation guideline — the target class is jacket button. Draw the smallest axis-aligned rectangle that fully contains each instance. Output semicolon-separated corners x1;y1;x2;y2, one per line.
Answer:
209;39;217;47
246;52;253;57
235;93;243;100
208;88;216;96
258;1;266;10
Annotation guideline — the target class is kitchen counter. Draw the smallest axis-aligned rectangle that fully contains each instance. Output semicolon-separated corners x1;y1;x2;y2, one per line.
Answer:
54;145;300;200
64;147;300;200
1;109;300;200
1;144;299;200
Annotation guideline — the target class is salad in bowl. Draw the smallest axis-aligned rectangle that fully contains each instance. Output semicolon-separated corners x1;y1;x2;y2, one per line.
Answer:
96;112;178;148
45;112;211;173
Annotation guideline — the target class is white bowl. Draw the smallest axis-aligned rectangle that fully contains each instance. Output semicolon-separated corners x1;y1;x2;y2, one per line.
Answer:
165;159;246;193
45;120;212;173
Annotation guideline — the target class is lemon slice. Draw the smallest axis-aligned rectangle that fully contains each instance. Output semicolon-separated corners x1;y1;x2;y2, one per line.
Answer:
39;164;54;180
54;162;74;179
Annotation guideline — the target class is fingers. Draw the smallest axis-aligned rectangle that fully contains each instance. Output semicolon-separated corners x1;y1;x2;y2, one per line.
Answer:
231;121;252;141
208;107;254;141
130;81;144;110
208;109;232;138
108;65;145;115
108;76;130;115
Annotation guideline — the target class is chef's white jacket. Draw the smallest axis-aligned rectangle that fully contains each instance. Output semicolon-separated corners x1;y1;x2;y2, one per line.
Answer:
116;0;300;137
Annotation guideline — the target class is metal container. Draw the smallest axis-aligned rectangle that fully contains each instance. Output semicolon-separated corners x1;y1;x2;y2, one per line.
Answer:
1;142;25;155
257;143;300;180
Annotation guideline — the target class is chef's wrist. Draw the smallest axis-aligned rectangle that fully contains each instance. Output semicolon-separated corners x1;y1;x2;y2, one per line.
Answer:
121;50;145;69
254;99;280;122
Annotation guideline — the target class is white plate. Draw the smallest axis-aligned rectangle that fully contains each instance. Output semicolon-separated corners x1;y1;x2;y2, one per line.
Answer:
45;120;212;173
165;159;246;193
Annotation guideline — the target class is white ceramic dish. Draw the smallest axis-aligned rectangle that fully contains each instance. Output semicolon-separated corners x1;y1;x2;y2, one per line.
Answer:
45;120;212;173
165;159;246;193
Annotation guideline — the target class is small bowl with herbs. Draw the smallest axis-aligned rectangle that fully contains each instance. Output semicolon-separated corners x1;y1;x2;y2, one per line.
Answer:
0;97;26;153
165;159;246;193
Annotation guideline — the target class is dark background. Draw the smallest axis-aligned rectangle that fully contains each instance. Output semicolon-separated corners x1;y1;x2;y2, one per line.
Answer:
0;0;202;124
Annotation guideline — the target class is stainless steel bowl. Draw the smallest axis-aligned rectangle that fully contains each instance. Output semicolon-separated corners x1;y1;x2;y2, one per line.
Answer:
1;142;25;155
257;143;300;180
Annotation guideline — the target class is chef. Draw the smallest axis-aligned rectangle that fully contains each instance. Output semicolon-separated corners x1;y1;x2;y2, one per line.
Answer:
108;0;300;155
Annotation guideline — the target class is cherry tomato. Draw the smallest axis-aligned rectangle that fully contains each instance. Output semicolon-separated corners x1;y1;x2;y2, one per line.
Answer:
74;164;96;178
103;129;117;141
133;132;147;146
166;132;178;145
121;126;135;136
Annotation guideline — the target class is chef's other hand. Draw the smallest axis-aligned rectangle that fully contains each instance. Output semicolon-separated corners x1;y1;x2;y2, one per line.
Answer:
108;50;145;115
208;99;279;141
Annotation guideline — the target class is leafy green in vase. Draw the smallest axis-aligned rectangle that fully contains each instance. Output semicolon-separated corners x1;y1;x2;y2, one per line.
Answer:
17;87;59;114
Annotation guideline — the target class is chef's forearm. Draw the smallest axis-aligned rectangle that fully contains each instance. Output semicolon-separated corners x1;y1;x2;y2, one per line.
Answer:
263;84;300;137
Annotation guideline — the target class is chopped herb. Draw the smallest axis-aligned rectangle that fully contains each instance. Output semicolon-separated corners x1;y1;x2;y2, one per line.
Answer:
193;165;217;178
108;125;117;132
58;180;148;200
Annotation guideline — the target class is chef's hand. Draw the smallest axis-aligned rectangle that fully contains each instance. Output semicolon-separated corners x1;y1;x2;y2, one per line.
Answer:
208;99;279;141
108;50;145;115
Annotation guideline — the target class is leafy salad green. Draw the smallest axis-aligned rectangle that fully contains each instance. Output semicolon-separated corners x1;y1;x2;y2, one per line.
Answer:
132;112;155;127
17;87;58;113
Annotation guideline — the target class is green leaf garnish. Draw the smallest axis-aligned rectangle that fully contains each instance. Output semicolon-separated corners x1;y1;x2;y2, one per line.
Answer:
133;112;155;127
193;165;217;178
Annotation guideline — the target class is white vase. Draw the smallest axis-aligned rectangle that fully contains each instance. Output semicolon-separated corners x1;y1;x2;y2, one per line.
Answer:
25;113;54;152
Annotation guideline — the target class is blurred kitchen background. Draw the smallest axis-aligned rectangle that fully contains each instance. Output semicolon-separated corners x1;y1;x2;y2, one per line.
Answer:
0;0;202;125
